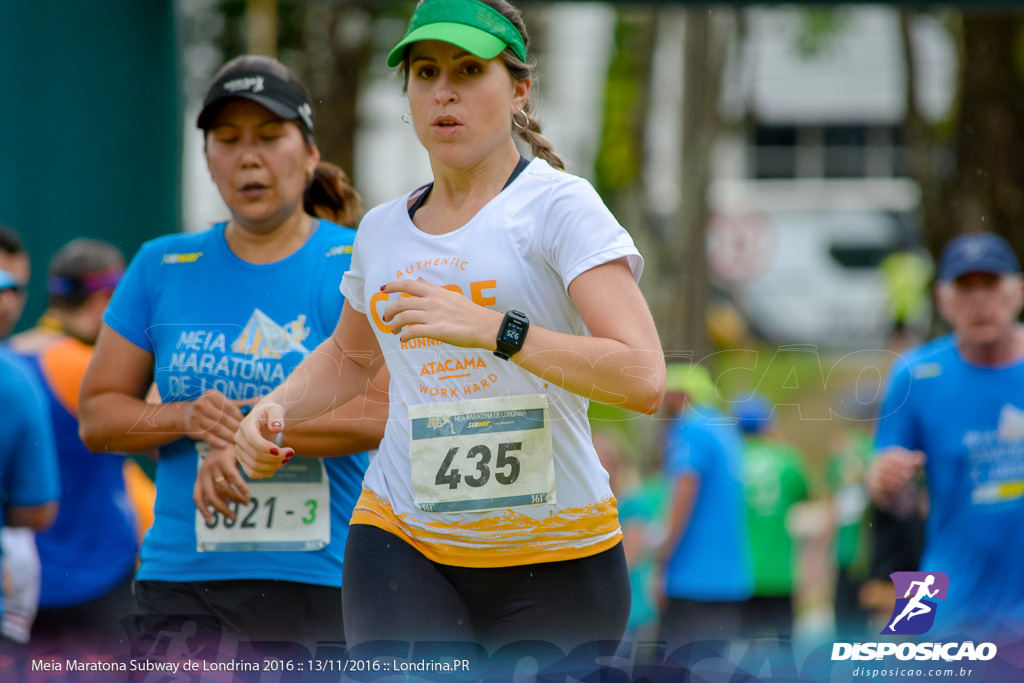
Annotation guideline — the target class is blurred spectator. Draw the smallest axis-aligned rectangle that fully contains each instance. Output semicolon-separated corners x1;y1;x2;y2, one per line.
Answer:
656;363;753;647
594;431;669;641
735;393;810;640
0;225;41;647
0;270;24;342
826;420;876;639
858;500;925;633
0;348;60;647
0;225;30;339
707;295;750;350
868;231;1024;635
0;529;38;646
9;239;148;651
878;248;932;351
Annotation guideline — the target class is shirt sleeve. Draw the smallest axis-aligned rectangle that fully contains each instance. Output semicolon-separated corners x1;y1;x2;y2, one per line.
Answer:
4;356;60;507
873;359;919;452
664;417;710;478
537;174;644;293
103;240;156;353
339;224;367;314
319;226;356;334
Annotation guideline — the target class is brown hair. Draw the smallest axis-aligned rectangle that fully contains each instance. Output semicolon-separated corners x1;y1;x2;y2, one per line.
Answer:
401;0;565;171
0;225;25;256
47;238;125;310
304;162;364;227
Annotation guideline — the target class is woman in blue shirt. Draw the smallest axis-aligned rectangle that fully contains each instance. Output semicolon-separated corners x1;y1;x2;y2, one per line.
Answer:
79;56;387;648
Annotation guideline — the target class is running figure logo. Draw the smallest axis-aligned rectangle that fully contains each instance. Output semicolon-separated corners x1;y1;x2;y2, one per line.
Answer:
881;571;949;635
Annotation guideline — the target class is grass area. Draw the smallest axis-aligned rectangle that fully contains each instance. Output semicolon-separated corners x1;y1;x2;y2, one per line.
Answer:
589;344;900;486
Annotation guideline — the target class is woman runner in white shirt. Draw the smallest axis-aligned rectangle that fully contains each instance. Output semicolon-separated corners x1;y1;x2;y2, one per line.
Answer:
236;0;665;653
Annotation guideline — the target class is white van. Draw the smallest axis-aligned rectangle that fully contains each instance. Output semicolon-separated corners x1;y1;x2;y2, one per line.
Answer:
709;206;931;349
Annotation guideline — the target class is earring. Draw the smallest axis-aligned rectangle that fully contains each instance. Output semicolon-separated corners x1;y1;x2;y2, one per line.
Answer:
401;113;412;124
512;108;530;129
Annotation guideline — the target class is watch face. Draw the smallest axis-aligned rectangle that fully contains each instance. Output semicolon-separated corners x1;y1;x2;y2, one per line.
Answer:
501;319;526;346
495;310;528;359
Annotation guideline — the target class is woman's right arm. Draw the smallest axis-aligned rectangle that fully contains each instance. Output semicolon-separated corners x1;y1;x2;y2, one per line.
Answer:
236;301;385;478
79;324;242;453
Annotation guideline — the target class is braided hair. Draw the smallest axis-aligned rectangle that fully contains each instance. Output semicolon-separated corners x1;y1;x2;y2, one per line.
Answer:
479;0;565;171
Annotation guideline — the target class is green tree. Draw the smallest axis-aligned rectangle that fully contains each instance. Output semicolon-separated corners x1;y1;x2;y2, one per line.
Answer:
220;0;410;186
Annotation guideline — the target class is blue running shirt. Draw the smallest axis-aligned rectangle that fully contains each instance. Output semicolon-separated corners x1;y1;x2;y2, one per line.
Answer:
662;405;754;602
876;334;1024;632
0;348;60;616
103;222;368;585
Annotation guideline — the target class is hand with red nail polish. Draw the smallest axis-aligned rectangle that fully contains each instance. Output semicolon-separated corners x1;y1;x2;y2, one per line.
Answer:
235;400;289;480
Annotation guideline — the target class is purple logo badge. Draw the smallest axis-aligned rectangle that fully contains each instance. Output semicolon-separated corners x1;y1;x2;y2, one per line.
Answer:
881;571;949;635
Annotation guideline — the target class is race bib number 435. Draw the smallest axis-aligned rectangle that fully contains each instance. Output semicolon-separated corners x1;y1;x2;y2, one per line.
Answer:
409;394;555;513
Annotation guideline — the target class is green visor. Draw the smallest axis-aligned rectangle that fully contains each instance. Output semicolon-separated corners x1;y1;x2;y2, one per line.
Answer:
387;0;527;68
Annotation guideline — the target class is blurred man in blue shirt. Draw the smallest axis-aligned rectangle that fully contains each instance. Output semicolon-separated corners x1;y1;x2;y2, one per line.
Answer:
657;363;753;649
0;348;59;645
869;232;1024;635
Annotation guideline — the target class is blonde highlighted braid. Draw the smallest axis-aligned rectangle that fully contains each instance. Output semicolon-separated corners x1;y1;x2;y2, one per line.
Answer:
479;0;565;171
513;104;564;171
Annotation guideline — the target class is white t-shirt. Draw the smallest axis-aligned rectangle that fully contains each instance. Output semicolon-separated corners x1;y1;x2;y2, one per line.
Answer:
341;158;643;568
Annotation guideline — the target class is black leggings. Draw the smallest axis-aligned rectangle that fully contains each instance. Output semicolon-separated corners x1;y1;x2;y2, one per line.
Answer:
342;524;630;653
134;578;343;648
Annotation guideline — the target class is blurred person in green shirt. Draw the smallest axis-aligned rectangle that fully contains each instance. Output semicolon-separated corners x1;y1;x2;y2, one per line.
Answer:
734;393;810;640
826;420;875;640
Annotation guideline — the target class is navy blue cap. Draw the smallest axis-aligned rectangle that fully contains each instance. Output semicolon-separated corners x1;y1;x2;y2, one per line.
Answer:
938;232;1021;281
732;392;775;435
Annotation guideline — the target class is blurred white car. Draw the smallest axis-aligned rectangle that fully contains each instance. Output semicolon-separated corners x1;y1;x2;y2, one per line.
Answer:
709;208;930;349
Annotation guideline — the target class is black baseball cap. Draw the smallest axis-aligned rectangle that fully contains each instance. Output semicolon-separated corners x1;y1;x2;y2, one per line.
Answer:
197;56;315;140
938;232;1021;281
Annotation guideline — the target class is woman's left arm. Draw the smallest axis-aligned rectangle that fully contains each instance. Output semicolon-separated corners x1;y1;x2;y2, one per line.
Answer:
383;258;665;414
520;258;665;413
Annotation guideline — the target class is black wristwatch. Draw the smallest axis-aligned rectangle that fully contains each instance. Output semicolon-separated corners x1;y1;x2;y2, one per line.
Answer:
494;309;529;360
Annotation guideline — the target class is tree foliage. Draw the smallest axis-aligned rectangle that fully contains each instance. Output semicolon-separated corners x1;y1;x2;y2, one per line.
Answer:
902;12;1024;265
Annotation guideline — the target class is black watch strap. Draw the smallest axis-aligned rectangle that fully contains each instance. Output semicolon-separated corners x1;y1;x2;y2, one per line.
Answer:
494;309;529;360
